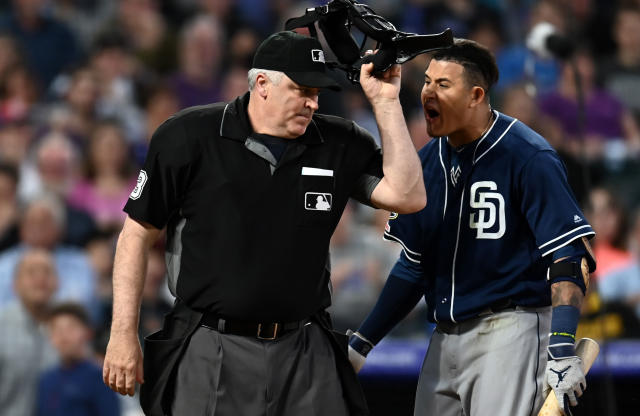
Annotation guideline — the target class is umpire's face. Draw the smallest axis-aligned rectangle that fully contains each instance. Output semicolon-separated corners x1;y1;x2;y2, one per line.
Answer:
421;59;476;139
263;74;320;139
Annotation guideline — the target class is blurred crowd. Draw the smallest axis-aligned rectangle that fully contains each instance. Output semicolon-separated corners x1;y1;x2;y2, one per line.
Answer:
1;0;640;415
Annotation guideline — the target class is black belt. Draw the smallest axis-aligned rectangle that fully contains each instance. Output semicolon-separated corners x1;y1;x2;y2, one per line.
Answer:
200;312;306;340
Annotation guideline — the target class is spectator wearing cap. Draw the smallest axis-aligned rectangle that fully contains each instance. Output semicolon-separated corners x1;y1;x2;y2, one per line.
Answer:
102;30;424;415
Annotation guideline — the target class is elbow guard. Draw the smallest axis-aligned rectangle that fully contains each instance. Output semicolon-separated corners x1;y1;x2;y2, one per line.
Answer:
548;237;595;294
547;257;589;294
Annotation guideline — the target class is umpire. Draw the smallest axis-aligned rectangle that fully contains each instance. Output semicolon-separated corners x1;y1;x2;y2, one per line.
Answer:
102;31;425;416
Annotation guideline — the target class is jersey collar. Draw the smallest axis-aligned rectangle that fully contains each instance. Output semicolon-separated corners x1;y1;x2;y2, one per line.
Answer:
470;111;518;165
220;92;324;145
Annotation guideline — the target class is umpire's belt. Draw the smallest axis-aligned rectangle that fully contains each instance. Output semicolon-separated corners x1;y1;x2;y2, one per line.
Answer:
200;312;306;340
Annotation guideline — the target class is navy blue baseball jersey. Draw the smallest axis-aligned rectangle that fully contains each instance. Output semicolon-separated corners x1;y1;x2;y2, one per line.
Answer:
384;110;594;323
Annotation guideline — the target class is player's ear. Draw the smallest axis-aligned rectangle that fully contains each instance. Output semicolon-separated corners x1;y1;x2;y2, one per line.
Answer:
469;86;486;108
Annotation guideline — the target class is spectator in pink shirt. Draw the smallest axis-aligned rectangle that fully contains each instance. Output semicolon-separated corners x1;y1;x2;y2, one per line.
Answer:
68;121;136;231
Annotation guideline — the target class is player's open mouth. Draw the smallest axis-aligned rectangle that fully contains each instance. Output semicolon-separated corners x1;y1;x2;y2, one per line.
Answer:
425;108;440;122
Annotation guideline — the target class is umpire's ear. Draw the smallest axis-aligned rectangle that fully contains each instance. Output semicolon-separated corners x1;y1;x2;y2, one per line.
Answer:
469;85;486;107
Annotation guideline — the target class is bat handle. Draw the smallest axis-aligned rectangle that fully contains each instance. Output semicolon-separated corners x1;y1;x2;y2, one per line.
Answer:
537;338;600;416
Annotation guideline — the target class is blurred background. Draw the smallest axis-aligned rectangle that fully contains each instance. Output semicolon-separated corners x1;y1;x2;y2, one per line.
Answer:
0;0;639;415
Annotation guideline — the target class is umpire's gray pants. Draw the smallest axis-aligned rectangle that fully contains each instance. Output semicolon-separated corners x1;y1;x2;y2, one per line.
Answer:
414;306;551;416
172;321;349;416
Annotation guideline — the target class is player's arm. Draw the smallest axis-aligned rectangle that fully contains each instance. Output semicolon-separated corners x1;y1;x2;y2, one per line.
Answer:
358;61;426;214
103;216;162;396
347;251;425;372
545;237;595;416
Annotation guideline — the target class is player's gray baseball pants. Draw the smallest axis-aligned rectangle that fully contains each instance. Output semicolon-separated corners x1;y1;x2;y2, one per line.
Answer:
414;306;551;416
171;321;350;416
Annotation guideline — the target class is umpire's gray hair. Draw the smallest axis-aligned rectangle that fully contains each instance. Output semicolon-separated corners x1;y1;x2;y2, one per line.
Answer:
248;69;284;91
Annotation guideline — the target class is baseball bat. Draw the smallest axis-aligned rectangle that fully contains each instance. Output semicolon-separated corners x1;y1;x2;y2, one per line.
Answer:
537;337;600;416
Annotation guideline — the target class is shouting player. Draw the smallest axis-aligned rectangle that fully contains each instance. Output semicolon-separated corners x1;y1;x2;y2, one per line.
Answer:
348;39;596;416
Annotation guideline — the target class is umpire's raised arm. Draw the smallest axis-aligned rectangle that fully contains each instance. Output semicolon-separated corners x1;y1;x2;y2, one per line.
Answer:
360;60;427;214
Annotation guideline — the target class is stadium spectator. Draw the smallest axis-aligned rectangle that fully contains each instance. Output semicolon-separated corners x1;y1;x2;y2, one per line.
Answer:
0;63;39;123
539;48;640;160
109;0;177;75
600;5;640;126
36;302;120;416
0;193;97;316
17;131;97;246
0;0;81;89
0;161;19;251
89;32;145;144
0;248;58;416
329;203;399;332
44;67;100;148
68;121;137;231
585;187;633;280
168;14;224;109
599;208;640;320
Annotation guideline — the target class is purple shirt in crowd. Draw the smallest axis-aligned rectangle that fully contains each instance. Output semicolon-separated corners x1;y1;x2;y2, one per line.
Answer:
538;89;625;140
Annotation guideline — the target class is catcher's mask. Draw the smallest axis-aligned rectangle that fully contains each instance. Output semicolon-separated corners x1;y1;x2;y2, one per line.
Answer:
285;0;454;83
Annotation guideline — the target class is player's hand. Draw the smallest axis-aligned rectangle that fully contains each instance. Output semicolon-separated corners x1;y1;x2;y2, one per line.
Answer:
347;329;373;373
103;330;144;396
359;50;401;105
545;356;586;415
348;344;367;373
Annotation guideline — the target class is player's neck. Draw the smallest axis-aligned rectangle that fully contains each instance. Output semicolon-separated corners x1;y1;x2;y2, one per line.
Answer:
448;108;493;149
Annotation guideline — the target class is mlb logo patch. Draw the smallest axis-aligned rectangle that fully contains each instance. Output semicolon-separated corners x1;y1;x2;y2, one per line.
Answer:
311;49;325;63
305;192;332;211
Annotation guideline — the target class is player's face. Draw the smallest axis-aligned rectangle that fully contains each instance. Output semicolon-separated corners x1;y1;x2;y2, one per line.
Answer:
421;59;475;138
266;75;320;139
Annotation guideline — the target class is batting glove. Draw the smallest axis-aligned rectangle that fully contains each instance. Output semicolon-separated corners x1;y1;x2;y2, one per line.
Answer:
546;348;586;416
347;330;374;373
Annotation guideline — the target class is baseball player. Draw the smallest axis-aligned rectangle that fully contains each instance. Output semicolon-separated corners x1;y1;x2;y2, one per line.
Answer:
348;39;596;416
102;31;425;416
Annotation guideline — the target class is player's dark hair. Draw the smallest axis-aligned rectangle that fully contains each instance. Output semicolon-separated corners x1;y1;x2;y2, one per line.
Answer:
431;38;499;94
48;302;91;327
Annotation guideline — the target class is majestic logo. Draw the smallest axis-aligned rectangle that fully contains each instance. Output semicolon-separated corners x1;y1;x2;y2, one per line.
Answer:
305;192;332;211
450;165;462;187
550;366;571;387
311;49;325;63
469;181;505;239
129;170;148;200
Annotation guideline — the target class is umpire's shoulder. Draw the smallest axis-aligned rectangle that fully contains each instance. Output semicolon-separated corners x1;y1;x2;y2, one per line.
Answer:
312;113;378;147
149;102;226;157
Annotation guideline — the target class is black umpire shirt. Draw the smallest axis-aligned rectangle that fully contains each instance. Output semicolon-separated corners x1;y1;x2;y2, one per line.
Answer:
124;92;383;322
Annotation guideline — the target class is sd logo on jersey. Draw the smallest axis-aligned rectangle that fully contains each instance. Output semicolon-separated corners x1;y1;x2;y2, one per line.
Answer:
469;181;505;239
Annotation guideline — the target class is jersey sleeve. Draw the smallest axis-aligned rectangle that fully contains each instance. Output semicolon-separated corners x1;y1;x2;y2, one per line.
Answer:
349;122;383;206
123;116;195;229
382;211;423;264
519;150;595;257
